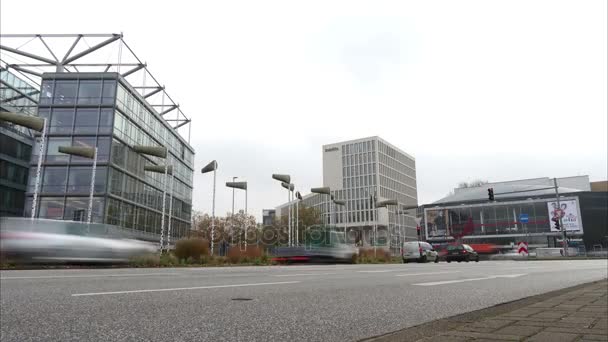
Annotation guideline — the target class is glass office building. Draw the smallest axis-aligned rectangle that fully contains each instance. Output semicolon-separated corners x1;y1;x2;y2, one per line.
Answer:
0;67;39;216
276;136;418;249
25;72;194;240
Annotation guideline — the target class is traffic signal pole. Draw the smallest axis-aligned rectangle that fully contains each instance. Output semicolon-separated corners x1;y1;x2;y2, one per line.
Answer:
553;178;568;257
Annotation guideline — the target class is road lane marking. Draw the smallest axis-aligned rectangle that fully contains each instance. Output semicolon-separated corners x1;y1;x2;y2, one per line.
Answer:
413;274;527;286
274;273;334;277
395;271;461;277
71;281;300;297
1;273;180;280
357;270;397;273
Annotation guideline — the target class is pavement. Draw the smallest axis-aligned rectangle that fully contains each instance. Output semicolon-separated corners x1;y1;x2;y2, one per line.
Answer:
1;260;606;342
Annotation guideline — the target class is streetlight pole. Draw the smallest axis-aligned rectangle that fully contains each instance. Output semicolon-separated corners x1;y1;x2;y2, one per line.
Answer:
201;160;218;255
58;146;98;235
86;147;98;226
554;178;568;257
31;118;47;221
272;174;292;246
231;176;237;245
226;181;247;249
295;191;302;246
134;145;169;254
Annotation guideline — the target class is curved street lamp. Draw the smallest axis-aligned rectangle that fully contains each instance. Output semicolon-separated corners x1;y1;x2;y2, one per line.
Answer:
311;187;332;229
1;111;47;221
273;174;292;246
58;146;97;234
295;191;302;246
281;182;295;246
226;181;248;248
201;160;218;255
374;198;398;257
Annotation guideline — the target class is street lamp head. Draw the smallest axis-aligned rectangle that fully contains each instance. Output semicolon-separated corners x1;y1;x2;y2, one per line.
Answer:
333;199;346;206
0;111;45;132
272;174;291;184
226;181;247;190
58;146;95;159
201;160;218;174
133;145;168;158
144;164;173;175
281;182;294;191
310;187;331;195
376;199;398;208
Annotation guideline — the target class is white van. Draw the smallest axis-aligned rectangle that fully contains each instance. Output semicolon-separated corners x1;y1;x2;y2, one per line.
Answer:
402;241;439;263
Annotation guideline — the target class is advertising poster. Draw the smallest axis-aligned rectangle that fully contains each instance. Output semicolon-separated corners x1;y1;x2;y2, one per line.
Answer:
425;209;449;237
547;199;581;232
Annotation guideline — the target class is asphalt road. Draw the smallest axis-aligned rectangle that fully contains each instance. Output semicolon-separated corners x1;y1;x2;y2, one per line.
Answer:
1;260;606;342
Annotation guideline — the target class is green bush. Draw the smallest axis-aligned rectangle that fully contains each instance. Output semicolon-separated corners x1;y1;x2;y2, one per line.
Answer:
129;254;160;267
160;253;178;267
174;238;209;261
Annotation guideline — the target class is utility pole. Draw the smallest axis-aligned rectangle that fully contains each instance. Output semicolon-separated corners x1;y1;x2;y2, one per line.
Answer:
554;178;568;257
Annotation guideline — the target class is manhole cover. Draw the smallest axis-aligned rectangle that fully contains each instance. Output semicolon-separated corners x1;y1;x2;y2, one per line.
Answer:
231;298;253;301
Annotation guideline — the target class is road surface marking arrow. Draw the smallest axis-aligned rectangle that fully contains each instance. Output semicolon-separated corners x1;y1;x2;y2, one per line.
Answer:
412;274;527;286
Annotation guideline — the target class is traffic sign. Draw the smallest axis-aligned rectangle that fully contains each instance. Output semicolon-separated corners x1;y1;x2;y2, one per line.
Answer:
519;213;529;224
517;241;529;256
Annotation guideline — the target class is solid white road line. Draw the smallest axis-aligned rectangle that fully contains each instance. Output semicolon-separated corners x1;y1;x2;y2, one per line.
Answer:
1;273;179;280
71;281;301;297
395;271;461;277
274;273;335;277
357;270;398;273
413;274;527;286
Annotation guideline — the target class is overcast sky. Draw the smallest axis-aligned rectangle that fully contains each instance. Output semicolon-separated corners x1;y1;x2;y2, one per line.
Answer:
2;0;606;220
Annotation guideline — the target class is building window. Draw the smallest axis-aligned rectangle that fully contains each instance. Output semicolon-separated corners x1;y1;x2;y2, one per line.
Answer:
99;109;113;134
77;80;102;105
53;80;77;105
42;166;67;193
38;197;64;219
102;80;117;105
40;81;54;104
45;137;71;163
50;108;75;134
74;108;99;134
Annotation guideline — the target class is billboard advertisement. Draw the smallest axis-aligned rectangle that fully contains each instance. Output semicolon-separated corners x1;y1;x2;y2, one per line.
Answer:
425;209;449;237
547;199;581;232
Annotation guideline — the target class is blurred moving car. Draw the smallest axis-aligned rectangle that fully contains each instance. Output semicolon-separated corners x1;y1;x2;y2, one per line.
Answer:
0;231;157;264
402;241;439;263
445;244;479;263
272;228;358;263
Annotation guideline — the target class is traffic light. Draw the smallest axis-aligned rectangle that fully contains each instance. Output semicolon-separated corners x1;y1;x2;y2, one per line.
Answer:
552;217;561;230
488;188;495;201
416;226;421;239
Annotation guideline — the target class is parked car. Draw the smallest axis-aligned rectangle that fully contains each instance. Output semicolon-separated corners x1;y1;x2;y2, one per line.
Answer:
402;241;439;263
445;244;480;263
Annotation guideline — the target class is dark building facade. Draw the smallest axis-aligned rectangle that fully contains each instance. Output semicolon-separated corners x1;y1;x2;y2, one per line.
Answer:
24;72;194;241
0;68;38;217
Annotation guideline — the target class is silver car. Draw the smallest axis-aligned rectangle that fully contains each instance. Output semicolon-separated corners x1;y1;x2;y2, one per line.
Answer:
402;241;439;263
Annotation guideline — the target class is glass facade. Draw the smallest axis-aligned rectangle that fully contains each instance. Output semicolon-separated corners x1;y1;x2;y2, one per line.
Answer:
422;197;585;248
27;73;194;240
1;68;39;216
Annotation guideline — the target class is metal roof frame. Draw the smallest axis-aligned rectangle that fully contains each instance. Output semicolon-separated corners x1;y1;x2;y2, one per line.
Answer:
0;33;191;143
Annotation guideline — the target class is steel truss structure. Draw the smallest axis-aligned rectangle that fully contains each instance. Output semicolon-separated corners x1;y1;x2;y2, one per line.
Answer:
0;33;191;142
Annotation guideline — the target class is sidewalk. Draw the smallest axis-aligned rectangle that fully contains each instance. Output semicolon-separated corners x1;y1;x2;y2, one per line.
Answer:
367;280;607;342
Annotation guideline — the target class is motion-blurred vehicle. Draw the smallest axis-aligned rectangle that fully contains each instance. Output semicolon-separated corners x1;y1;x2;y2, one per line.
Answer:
272;228;357;263
402;241;439;263
1;231;156;263
445;244;479;263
